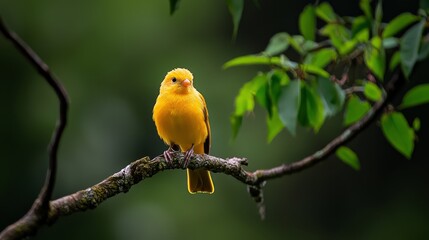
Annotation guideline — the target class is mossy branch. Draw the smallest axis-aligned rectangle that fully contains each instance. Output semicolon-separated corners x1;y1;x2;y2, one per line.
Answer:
47;154;250;223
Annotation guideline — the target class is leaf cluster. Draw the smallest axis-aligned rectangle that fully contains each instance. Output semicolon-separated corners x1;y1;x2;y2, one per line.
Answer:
223;0;429;168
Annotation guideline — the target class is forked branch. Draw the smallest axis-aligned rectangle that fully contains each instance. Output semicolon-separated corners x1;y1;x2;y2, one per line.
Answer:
0;17;69;240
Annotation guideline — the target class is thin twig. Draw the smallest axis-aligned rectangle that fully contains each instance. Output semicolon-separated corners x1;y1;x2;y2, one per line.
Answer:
0;16;69;240
344;86;364;95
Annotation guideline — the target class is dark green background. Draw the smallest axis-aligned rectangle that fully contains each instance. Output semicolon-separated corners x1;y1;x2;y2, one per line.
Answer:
1;0;428;239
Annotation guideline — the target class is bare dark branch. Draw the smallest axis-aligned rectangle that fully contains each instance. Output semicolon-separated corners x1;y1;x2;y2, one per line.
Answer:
0;17;69;240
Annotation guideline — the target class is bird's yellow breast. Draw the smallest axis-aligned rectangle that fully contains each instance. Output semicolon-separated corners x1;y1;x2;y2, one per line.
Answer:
153;90;208;151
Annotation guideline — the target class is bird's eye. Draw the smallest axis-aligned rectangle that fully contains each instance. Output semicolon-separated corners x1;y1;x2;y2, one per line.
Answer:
172;77;177;83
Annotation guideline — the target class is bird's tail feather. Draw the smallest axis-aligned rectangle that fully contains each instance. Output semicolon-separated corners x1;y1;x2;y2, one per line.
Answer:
187;169;214;194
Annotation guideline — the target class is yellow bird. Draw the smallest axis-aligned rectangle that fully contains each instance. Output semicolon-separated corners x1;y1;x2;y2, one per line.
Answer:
153;68;214;194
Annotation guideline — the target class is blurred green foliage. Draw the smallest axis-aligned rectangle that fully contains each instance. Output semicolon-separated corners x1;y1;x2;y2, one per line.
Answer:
1;0;429;240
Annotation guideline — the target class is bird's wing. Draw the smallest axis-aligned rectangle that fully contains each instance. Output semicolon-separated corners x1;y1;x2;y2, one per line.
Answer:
199;92;211;154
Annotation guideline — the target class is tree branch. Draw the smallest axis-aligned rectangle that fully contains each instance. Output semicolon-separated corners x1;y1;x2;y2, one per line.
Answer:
46;154;251;223
0;17;69;240
35;72;407;229
0;14;406;240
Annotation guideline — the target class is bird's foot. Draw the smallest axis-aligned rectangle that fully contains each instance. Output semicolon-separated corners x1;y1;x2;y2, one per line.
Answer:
163;147;176;165
182;145;195;168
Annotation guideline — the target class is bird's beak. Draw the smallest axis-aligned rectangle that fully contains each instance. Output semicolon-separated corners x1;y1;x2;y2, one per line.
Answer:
182;79;191;87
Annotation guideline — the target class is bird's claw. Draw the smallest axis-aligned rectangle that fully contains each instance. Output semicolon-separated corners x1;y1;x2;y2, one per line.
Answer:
182;145;194;168
163;147;175;166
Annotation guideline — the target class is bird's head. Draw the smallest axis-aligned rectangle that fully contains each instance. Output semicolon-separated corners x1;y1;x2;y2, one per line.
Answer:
160;68;194;94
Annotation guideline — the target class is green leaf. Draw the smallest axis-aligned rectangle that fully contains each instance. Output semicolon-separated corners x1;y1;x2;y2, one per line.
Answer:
400;84;429;109
264;32;290;56
382;13;420;38
226;0;244;38
320;24;351;52
339;39;358;55
223;55;281;69
268;70;290;105
280;55;299;69
278;80;301;135
269;69;290;86
336;146;360;170
231;74;267;138
301;64;330;78
344;95;371;126
354;28;370;42
288;35;305;54
383;37;399;49
351;16;370;38
400;20;425;78
230;115;243;139
363;81;382;101
301;39;318;53
304;48;337;68
266;70;289;118
372;0;383;36
233;74;267;116
413;117;421;131
255;81;268;102
317;77;345;116
418;39;429;61
389;51;401;71
234;87;255;117
267;107;284;142
248;73;268;91
169;0;180;15
298;82;326;132
299;5;316;41
287;35;318;55
381;111;414;159
364;36;386;80
360;0;372;19
254;75;271;112
316;2;336;22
